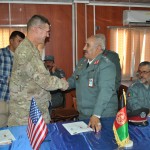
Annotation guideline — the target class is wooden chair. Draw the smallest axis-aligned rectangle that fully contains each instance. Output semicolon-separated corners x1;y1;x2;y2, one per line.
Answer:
50;96;79;123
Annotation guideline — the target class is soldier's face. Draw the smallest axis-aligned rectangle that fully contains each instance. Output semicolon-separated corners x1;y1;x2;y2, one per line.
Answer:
44;61;54;71
37;23;50;44
10;35;24;51
137;65;150;85
83;37;99;60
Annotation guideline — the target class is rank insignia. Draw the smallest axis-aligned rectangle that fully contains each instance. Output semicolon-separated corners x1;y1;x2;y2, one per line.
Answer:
94;60;99;65
127;92;132;97
76;75;79;80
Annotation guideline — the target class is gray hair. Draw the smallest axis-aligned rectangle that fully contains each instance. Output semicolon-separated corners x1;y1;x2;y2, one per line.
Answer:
139;61;150;69
93;34;106;50
27;15;50;31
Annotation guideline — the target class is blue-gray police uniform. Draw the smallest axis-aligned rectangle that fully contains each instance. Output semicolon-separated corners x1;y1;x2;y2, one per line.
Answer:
50;69;66;108
127;80;150;112
68;54;118;119
103;49;121;91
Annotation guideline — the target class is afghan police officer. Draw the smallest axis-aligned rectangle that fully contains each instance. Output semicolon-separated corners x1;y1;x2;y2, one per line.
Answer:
44;55;66;109
68;34;118;132
8;15;68;126
102;49;121;92
127;61;150;112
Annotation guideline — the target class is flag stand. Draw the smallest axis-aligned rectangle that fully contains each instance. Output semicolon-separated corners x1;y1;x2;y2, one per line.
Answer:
124;139;133;149
113;89;134;149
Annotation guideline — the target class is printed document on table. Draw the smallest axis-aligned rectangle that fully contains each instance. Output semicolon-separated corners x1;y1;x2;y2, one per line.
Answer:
63;121;93;135
0;129;16;145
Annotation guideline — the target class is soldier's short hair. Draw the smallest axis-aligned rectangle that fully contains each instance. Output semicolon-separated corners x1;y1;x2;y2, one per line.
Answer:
94;34;106;50
9;31;25;40
27;15;50;31
139;61;150;69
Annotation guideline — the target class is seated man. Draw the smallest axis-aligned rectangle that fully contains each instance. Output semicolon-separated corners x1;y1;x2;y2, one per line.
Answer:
127;61;150;112
44;55;66;109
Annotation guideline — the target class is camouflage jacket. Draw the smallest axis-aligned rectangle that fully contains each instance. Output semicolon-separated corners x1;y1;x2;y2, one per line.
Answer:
8;38;67;126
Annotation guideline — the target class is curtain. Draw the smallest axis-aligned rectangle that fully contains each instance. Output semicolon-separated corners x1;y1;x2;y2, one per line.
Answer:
109;27;150;80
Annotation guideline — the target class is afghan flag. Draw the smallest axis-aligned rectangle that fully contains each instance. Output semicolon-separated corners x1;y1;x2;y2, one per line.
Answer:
113;90;129;147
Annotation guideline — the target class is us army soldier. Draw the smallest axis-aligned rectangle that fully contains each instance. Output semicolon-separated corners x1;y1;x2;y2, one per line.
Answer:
8;15;68;126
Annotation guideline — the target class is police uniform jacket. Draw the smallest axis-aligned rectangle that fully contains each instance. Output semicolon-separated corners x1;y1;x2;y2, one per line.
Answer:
127;80;150;112
68;54;118;119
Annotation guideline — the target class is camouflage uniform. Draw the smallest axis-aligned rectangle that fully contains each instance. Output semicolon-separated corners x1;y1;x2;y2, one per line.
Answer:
8;38;68;126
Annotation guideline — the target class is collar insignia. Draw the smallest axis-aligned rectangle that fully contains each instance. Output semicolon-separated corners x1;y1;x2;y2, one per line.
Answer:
94;60;99;65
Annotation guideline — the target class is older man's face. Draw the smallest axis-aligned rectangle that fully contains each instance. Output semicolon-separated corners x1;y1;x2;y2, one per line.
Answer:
137;65;150;85
83;37;100;60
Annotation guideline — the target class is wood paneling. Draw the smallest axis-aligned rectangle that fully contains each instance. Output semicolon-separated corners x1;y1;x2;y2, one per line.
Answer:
0;3;150;109
0;4;9;24
77;3;86;59
87;5;94;38
0;3;73;108
6;4;73;78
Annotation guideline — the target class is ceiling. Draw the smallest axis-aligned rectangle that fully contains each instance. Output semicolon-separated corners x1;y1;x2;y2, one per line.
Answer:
90;0;150;3
0;0;150;7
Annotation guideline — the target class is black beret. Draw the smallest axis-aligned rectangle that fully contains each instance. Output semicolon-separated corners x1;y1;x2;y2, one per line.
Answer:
127;108;149;126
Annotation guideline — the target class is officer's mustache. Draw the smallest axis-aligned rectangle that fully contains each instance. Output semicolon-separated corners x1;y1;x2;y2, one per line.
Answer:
83;50;88;54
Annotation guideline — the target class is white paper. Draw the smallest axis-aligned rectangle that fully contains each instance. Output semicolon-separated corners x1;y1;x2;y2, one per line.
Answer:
0;129;16;145
63;121;93;135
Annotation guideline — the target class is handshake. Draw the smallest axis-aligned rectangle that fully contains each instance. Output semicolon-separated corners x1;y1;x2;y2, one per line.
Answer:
60;78;69;91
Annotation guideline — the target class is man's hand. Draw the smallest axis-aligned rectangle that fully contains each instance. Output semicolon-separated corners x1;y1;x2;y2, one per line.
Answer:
60;78;69;91
88;115;102;133
52;64;57;73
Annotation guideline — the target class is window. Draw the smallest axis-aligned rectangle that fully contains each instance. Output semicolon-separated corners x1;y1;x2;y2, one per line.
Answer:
109;27;150;80
0;27;27;48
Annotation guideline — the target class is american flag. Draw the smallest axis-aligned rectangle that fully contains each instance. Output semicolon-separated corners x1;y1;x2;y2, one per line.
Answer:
27;97;48;150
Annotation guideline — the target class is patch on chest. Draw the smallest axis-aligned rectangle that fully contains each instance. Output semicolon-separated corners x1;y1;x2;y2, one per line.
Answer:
88;78;94;87
78;63;84;70
76;75;79;80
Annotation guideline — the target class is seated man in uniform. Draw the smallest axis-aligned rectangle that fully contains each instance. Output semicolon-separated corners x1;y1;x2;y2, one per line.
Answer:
44;55;66;109
127;61;150;113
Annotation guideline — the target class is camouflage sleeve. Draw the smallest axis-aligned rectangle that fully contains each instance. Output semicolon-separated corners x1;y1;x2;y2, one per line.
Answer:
127;85;142;111
26;55;68;91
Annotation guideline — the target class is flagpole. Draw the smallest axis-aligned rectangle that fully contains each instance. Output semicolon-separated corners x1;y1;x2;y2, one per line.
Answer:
123;89;126;106
122;89;134;149
113;89;133;149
